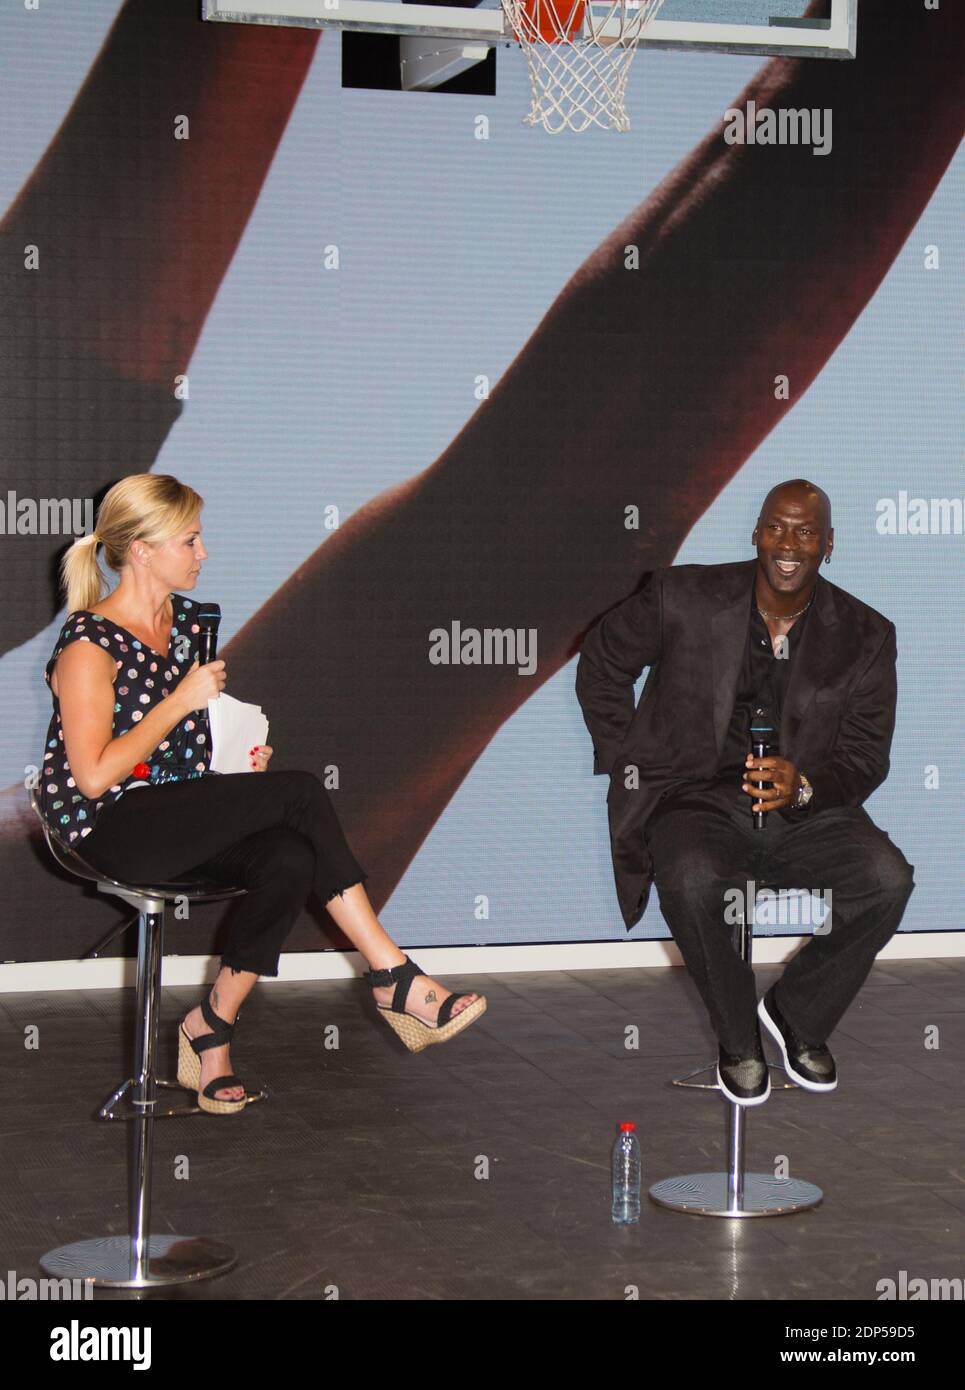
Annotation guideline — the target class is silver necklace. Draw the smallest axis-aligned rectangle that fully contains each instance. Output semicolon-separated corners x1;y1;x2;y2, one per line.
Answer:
757;592;814;622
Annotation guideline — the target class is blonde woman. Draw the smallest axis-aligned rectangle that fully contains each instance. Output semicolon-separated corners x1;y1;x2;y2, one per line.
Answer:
42;474;486;1114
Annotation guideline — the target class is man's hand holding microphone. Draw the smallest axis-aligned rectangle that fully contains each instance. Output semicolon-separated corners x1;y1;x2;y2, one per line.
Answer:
742;753;802;814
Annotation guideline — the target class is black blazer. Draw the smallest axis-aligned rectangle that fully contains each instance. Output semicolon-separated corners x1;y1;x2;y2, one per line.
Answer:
575;559;898;931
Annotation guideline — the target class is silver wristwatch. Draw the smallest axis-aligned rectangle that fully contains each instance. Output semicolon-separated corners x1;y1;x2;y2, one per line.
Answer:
794;773;814;809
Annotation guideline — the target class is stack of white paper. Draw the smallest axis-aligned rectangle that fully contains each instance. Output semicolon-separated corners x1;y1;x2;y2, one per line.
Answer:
207;692;270;775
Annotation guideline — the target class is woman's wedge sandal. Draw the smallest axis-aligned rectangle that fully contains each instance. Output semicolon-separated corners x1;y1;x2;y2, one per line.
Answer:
363;954;487;1053
177;994;248;1115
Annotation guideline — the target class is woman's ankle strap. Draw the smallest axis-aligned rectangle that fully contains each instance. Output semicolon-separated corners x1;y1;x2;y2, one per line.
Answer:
363;954;422;988
201;992;236;1039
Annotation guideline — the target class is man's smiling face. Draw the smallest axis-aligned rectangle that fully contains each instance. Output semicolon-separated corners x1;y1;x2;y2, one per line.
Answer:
753;488;832;604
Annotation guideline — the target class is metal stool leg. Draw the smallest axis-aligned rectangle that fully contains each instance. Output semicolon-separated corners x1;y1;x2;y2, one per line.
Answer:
91;883;267;1121
39;907;238;1287
81;899;207;1119
651;901;823;1217
672;897;795;1090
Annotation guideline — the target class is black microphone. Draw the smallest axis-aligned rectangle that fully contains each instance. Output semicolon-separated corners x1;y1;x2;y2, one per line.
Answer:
186;603;222;729
198;602;221;665
749;705;776;832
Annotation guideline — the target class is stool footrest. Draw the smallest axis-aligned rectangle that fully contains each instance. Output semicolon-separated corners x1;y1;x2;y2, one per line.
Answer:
96;1075;268;1120
672;1061;797;1090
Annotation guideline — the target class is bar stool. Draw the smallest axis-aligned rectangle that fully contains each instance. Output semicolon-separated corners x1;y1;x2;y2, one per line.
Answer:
650;885;823;1217
28;786;268;1288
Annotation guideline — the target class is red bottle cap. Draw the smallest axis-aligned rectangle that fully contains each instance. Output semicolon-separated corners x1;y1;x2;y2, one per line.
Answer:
132;763;150;778
619;1122;636;1132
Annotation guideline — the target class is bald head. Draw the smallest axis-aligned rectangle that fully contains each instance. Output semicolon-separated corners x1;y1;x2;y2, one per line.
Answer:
758;479;831;534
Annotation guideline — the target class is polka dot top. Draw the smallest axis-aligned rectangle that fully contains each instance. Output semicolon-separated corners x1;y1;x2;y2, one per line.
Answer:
41;595;212;845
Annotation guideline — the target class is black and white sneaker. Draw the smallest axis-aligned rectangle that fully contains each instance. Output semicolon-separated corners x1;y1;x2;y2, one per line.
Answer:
716;1024;770;1106
758;985;837;1092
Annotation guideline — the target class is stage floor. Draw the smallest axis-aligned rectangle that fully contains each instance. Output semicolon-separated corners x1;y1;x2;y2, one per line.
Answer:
2;958;964;1301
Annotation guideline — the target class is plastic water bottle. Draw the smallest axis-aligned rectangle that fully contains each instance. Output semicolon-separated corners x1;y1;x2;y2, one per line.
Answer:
611;1121;641;1224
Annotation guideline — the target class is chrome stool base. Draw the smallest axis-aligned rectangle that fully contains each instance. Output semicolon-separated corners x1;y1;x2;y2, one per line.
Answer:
97;1076;269;1121
39;1234;237;1289
649;1172;823;1218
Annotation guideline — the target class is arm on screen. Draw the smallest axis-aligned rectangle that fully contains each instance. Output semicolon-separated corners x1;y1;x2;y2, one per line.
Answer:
0;0;320;655
220;0;962;913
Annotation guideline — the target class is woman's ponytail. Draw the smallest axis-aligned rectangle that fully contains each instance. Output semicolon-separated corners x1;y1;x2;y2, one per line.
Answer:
58;531;105;618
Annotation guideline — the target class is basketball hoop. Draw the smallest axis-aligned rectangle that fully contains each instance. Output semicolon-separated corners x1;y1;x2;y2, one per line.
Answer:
501;0;666;134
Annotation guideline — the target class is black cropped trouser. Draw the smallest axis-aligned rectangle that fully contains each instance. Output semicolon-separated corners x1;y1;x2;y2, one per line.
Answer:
81;770;367;978
644;781;915;1054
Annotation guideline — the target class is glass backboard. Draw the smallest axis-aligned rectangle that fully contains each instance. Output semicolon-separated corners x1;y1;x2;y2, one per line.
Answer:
203;0;858;58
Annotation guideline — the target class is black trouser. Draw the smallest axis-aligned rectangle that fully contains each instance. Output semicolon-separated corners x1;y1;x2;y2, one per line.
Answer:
645;781;915;1054
81;770;367;978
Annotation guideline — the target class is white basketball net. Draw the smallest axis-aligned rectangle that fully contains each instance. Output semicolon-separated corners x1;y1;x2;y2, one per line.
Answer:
501;0;666;134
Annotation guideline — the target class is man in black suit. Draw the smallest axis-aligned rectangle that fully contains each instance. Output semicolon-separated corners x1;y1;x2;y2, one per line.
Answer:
575;479;914;1106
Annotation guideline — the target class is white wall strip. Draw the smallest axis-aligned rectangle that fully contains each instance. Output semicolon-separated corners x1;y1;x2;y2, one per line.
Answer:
1;931;962;994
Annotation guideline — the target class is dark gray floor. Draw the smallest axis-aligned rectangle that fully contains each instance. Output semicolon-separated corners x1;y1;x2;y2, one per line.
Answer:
1;957;964;1301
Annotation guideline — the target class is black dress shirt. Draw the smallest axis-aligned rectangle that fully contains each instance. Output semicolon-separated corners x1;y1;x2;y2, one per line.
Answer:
713;580;814;818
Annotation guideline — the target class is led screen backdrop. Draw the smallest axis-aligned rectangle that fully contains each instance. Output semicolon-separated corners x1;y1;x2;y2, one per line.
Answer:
1;0;962;966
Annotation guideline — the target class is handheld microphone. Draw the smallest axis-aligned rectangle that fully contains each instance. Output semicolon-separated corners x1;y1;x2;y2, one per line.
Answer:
187;603;222;727
749;705;776;832
198;602;221;665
